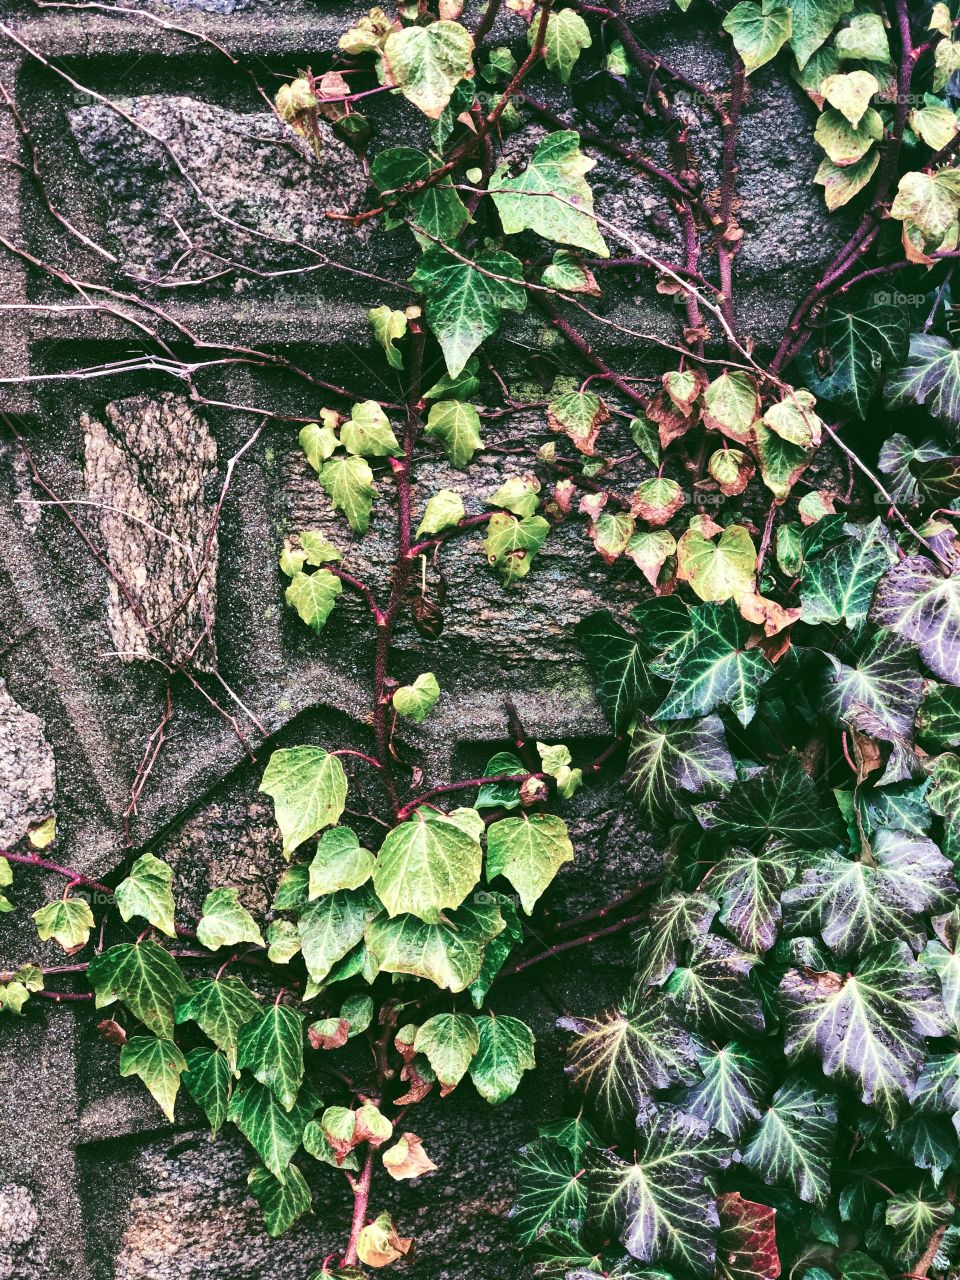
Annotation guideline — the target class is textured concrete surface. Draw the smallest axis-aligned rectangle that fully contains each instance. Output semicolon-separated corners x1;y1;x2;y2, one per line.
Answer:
0;2;838;1277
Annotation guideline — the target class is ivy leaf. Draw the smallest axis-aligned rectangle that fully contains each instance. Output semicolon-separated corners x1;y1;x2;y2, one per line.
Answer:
779;941;948;1126
797;294;908;417
585;1105;732;1274
816;144;879;208
365;898;505;992
537;8;592;83
821;69;879;126
711;843;799;952
284;569;342;633
174;976;261;1072
299;419;338;471
425;399;483;468
754;424;816;501
483;512;550;585
119;1035;187;1122
512;1136;589;1246
368;305;406;370
340;400;401;458
625;715;736;820
693;755;845;850
196;887;265;951
871;557;960;686
789;0;854;68
823;631;923;742
918;685;960;751
888;1112;959;1186
237;1003;305;1112
307;828;375;899
298;530;341;566
490;130;608;257
627;529;677;587
632;476;685;526
800;520;895;628
633;892;719;987
298;886;380;984
655;601;774;727
741;1075;837;1205
835;11;890;61
414;1012;480;1092
547;389;609;454
575;611;659;732
88;941;188;1039
475;751;526;811
260;746;348;858
782;831;955;957
716;1192;781;1280
913;1049;960;1133
886;334;960;433
923;909;960;1030
676;524;757;602
227;1079;321;1183
382;1132;438;1180
393;671;440;723
723;0;792;73
115;852;176;939
674;1041;772;1141
318;455;375;535
814;106;883;166
370;145;471;249
380;20;474;119
561;997;703;1125
886;1187;955;1266
702;371;760;444
247;1163;311;1238
33;896;94;954
411;247;526;379
182;1045;231;1136
469;1014;535;1104
664;934;766;1036
486;813;573;914
374;808;481;921
542;249;600;295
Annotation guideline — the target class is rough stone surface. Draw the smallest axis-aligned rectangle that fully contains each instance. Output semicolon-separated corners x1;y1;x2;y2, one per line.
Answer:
83;393;219;670
0;1184;40;1280
0;678;55;847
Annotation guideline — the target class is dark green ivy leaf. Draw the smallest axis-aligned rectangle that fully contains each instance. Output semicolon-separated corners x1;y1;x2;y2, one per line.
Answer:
693;756;844;851
512;1135;589;1246
183;1045;232;1137
633;892;719;987
663;934;767;1036
796;294;909;418
673;1040;772;1141
625;715;735;820
741;1075;837;1205
885;1185;955;1266
575;611;660;732
710;842;800;952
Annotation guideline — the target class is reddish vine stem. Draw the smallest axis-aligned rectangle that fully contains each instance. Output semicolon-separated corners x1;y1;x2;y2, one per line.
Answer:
540;297;648;406
1;851;111;896
396;772;546;821
342;1142;375;1265
498;908;650;978
716;51;745;347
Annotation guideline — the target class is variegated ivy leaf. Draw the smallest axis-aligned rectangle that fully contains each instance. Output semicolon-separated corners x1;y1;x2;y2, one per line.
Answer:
632;476;685;527
716;1193;781;1280
183;1045;231;1136
227;1079;321;1183
655;600;774;727
248;1163;311;1238
814;106;883;166
541;249;600;295
560;996;703;1126
797;293;908;417
536;8;592;84
835;11;890;61
822;630;923;743
546;390;609;455
663;934;766;1036
483;512;550;585
416;488;465;536
708;447;754;497
367;305;406;370
633;891;719;987
821;69;879;126
885;1187;955;1266
374;808;481;921
424;399;483;468
626;528;677;587
814;152;881;215
912;1049;960;1134
921;908;960;1030
779;940;948;1126
380;20;474;119
414;1013;479;1092
693;755;845;850
488;474;541;518
318;454;375;534
871;556;960;686
115;852;177;938
298;885;380;985
741;1075;837;1205
260;746;348;858
710;842;800;952
392;671;440;723
886;334;960;432
33;896;94;954
781;830;955;957
512;1135;589;1246
674;1040;772;1141
702;370;759;443
364;897;505;993
196;887;265;951
589;511;636;565
575;611;660;731
308;827;375;898
585;1105;732;1274
789;0;855;69
411;247;526;379
486;813;574;914
469;1014;535;1105
676;524;756;602
490;131;609;257
340;400;401;458
175;976;261;1072
88;941;188;1040
625;714;735;821
119;1035;187;1123
236;1003;305;1112
800;520;897;628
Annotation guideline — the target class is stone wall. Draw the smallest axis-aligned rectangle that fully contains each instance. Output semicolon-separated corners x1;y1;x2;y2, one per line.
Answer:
0;2;840;1276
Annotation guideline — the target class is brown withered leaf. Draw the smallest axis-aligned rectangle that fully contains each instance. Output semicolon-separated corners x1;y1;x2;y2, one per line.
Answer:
382;1132;439;1181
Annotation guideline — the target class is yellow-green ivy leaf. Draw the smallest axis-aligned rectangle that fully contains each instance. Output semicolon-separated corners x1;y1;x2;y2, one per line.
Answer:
425;400;483;468
33;896;94;954
487;813;574;914
393;672;441;723
318;455;375;534
416;489;465;536
196;887;265;951
374;809;482;921
119;1035;187;1122
115;853;177;939
340;401;402;458
284;569;343;634
677;524;757;602
368;305;407;370
536;8;592;83
483;513;550;585
490;131;609;257
380;20;475;119
722;0;792;74
260;746;349;858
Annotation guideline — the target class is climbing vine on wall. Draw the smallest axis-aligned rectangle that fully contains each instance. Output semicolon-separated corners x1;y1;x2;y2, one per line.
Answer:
2;0;960;1277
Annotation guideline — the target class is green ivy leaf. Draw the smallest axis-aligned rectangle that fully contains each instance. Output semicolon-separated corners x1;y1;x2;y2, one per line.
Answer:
374;808;482;921
182;1045;231;1136
490;131;608;257
227;1079;321;1183
655;601;774;727
247;1163;312;1237
88;941;188;1039
536;9;592;83
663;934;766;1036
693;755;845;850
416;489;465;536
196;887;265;951
886;1187;955;1265
260;746;348;858
340;400;401;458
675;1041;772;1141
414;1012;480;1092
237;1003;305;1112
119;1035;187;1122
823;630;923;742
541;249;600;295
486;814;573;914
115;852;177;939
871;556;960;685
626;715;735;820
318;454;375;534
33;896;94;953
370;146;471;250
174;976;261;1072
411;247;526;379
797;294;908;417
800;521;896;628
835;12;890;62
424;399;483;467
393;672;440;723
365;898;505;992
575;610;659;732
284;569;342;634
368;305;407;370
741;1075;837;1205
380;20;474;119
468;893;523;1008
483;512;550;585
710;843;799;952
513;1135;589;1246
308;827;375;898
299;419;338;471
469;1014;535;1104
298;885;380;985
489;475;541;518
789;0;854;68
475;751;526;811
633;892;719;987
